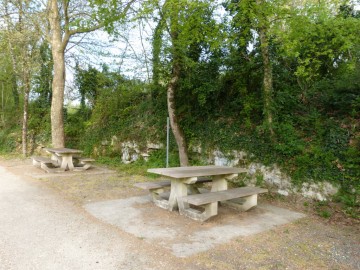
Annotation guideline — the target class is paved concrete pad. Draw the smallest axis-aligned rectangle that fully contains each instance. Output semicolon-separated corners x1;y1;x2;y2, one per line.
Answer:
85;195;306;257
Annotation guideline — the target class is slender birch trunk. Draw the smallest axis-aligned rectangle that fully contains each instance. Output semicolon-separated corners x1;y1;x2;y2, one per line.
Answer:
22;73;30;156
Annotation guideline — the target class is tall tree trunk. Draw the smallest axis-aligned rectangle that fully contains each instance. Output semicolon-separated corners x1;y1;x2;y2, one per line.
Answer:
22;72;30;157
47;0;121;148
1;82;5;126
258;25;275;137
11;75;19;107
50;46;66;148
167;0;189;167
17;0;29;157
167;61;189;167
48;0;65;148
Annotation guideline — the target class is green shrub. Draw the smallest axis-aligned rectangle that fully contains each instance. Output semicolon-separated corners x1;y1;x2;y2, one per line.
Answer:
0;128;17;153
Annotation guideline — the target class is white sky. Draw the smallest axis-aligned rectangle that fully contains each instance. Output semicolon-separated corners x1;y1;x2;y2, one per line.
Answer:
64;19;153;104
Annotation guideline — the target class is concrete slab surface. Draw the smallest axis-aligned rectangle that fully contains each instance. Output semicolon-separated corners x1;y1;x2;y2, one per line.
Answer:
85;195;306;258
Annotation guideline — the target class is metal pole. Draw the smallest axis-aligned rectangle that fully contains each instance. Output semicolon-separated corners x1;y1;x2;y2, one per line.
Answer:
166;117;170;167
1;82;3;111
1;82;4;125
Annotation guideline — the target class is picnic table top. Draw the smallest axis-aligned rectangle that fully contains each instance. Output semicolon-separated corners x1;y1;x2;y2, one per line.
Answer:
44;148;83;154
147;165;247;179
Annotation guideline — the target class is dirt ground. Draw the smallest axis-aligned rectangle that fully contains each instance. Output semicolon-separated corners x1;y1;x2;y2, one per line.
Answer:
2;158;359;270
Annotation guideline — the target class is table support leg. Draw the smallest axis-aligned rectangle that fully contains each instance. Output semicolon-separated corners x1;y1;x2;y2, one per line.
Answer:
212;174;239;207
211;175;228;192
46;152;61;166
60;154;74;170
178;199;218;222
168;179;188;211
50;154;58;164
222;194;258;211
149;188;172;210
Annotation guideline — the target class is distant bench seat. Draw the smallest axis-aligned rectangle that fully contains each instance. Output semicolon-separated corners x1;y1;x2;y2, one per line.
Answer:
73;157;95;171
31;156;65;173
178;187;268;222
32;156;95;172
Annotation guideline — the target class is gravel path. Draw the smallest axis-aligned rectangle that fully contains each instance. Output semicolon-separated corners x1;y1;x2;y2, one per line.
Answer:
0;165;187;270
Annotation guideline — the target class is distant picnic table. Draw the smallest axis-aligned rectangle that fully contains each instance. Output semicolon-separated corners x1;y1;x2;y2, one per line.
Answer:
32;147;95;173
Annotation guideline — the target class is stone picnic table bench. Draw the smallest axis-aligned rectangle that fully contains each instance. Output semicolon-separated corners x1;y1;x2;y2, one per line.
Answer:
135;165;267;222
32;147;95;173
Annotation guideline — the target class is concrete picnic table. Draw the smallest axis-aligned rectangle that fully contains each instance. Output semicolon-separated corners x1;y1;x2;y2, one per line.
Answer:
44;147;83;171
147;165;247;212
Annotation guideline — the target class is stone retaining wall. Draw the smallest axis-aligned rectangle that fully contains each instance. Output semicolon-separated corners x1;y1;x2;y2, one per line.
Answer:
106;140;339;201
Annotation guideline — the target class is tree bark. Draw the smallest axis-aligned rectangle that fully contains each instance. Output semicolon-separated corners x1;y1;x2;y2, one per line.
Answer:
1;82;5;126
167;62;189;167
50;49;66;148
167;0;189;167
22;72;30;156
48;0;65;147
257;16;275;137
11;75;19;107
